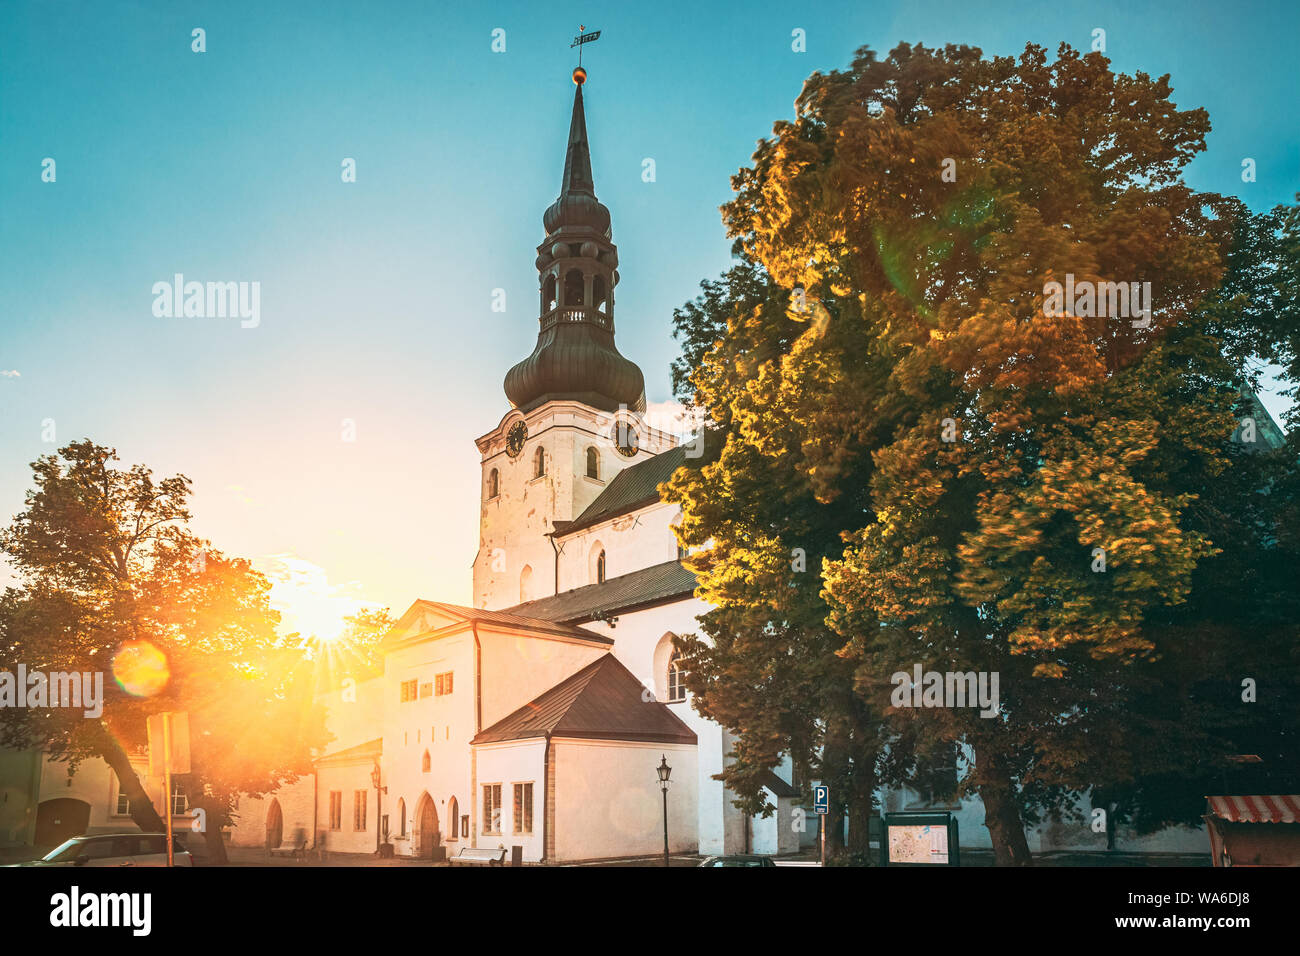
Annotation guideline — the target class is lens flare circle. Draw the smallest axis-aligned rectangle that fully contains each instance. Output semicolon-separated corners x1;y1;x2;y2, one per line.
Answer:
112;639;170;697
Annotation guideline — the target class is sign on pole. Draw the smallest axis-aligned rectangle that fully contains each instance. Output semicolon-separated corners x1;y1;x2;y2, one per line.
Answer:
147;712;190;868
147;712;191;776
813;784;829;814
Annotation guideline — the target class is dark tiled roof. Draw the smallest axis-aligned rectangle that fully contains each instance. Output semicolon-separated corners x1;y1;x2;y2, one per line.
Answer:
472;654;697;746
759;769;801;799
558;445;689;535
505;560;697;624
392;601;612;645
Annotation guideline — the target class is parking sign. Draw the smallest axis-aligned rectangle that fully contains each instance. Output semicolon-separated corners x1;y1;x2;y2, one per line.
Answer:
814;785;829;814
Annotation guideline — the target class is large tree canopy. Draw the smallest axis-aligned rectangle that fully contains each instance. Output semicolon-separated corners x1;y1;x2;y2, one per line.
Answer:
667;41;1300;864
0;441;330;861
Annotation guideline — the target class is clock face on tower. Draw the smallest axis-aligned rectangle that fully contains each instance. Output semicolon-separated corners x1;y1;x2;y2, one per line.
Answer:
610;422;639;457
506;421;528;458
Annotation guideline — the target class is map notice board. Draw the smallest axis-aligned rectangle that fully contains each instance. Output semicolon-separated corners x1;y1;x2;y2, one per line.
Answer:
881;812;960;866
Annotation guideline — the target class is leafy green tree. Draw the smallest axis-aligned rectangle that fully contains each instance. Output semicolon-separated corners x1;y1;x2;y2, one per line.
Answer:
0;441;329;862
669;41;1300;863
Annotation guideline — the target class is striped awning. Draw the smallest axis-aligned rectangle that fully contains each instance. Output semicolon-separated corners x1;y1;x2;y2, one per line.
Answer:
1206;795;1300;823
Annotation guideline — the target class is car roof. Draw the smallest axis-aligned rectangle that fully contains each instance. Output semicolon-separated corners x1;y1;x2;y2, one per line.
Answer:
73;833;177;842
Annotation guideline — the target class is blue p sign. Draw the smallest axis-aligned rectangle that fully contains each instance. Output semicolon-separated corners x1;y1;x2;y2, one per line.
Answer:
813;785;829;815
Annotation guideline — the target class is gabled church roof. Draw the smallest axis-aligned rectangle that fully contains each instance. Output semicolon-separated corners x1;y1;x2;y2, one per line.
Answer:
383;600;613;648
505;559;698;624
471;654;696;746
554;445;690;537
318;738;383;765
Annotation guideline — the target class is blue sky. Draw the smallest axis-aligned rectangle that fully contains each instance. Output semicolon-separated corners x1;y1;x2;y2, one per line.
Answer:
1;0;1296;621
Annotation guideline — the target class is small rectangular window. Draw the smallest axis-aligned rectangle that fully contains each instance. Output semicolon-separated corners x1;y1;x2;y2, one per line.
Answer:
400;679;418;703
170;781;187;816
435;671;454;696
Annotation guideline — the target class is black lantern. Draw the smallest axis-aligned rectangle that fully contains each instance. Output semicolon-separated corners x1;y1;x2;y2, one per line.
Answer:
657;755;672;867
657;755;672;788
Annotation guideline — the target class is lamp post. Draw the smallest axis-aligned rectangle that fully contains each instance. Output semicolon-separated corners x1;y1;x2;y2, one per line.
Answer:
657;754;672;868
370;761;386;854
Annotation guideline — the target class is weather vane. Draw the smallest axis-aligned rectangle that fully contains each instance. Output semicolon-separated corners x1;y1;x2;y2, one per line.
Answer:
571;24;601;74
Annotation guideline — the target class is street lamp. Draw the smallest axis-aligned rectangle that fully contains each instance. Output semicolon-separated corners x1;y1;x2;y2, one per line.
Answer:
657;755;672;868
370;760;386;854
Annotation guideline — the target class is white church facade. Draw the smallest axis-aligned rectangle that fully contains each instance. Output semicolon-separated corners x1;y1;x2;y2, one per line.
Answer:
229;66;805;863
219;65;1222;863
7;66;1242;864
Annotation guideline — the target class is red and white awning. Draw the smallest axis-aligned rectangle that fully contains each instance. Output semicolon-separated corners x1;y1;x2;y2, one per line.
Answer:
1206;795;1300;824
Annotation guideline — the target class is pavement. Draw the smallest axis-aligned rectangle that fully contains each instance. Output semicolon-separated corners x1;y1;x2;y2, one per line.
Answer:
1;842;1209;867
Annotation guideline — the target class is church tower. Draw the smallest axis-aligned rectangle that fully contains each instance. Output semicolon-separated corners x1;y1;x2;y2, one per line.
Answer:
473;68;676;611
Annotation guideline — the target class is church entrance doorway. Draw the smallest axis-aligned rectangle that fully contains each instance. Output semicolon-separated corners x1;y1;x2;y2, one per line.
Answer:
415;793;440;859
265;798;283;850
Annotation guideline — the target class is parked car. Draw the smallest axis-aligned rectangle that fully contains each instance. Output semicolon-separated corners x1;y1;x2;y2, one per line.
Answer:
7;833;193;867
697;854;776;867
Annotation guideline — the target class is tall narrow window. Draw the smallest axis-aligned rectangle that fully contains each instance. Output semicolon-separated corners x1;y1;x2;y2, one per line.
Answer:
483;784;502;834
586;446;599;479
353;790;367;831
543;274;557;312
421;750;431;773
596;549;606;584
564;268;584;307
667;652;686;702
397;798;407;837
487;468;499;499
329;791;342;830
533;445;546;478
513;783;534;834
449;797;460;839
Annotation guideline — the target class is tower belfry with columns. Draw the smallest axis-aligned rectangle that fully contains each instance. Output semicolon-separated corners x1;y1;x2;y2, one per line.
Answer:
474;67;676;611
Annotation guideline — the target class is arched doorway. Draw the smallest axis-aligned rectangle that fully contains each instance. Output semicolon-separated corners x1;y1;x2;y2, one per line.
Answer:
34;798;90;848
415;793;440;859
265;798;283;851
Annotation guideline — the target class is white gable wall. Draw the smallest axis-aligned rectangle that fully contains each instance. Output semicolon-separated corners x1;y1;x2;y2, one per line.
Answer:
555;500;682;591
553;738;698;861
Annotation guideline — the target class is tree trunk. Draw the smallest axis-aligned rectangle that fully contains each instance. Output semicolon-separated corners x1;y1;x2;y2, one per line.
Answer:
846;741;877;863
91;720;166;833
201;808;229;864
189;779;230;865
978;755;1033;866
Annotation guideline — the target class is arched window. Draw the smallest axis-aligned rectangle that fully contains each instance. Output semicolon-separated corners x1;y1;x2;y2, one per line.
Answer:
533;445;546;479
593;274;607;314
397;798;407;837
520;565;534;603
449;797;460;840
667;652;686;702
585;446;599;479
588;541;605;584
421;750;430;773
487;468;499;499
564;268;585;307
542;274;557;313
